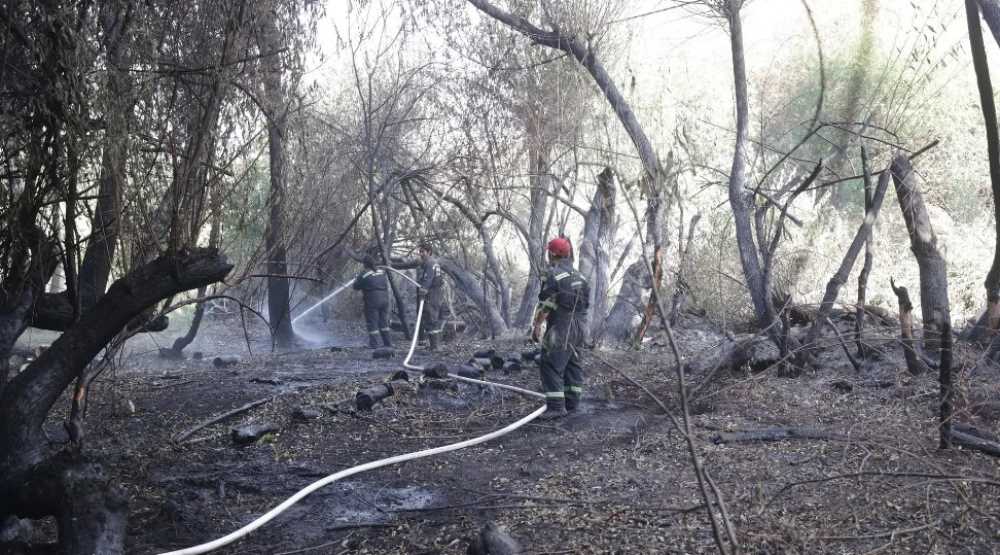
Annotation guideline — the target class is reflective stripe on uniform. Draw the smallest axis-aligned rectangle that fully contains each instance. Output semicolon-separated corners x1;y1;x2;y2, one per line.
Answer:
565;385;583;394
554;272;570;280
428;329;442;335
545;391;565;398
379;327;390;332
538;299;558;310
368;330;380;335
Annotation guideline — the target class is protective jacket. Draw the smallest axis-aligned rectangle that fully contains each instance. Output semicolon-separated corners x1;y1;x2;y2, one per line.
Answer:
416;256;444;301
535;258;590;412
353;268;389;306
538;259;590;351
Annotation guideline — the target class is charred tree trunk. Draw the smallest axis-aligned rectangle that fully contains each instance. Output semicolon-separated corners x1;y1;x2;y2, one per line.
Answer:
261;15;294;349
167;195;223;356
975;0;1000;45
514;142;550;328
77;0;131;312
439;258;508;336
725;3;772;329
602;261;647;343
890;279;929;376
856;146;875;358
966;0;1000;355
0;249;231;551
578;167;616;340
467;0;667;336
803;170;891;347
6;453;127;554
891;155;950;354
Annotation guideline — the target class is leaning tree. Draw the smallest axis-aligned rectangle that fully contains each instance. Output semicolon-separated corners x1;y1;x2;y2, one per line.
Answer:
0;1;259;551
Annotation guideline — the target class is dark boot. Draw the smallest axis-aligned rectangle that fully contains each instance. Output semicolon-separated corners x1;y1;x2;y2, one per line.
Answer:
565;395;580;412
537;398;568;421
368;333;380;349
379;330;393;348
427;332;439;351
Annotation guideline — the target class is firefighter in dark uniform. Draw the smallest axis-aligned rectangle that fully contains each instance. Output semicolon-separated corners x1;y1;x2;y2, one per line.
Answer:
396;242;445;350
353;256;392;348
531;237;589;420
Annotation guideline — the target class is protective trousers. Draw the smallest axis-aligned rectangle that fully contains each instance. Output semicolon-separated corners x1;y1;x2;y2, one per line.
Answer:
420;290;444;350
363;297;391;348
539;346;584;411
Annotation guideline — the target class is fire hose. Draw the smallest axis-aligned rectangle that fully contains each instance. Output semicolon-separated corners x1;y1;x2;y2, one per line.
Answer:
158;268;545;555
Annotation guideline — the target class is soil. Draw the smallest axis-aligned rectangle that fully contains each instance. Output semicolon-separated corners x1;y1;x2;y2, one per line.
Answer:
11;310;1000;554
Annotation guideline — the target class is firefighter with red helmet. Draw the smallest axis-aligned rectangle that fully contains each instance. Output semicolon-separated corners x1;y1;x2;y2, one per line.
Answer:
531;236;590;420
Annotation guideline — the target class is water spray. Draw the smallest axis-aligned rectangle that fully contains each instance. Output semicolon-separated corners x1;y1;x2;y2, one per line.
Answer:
291;278;356;325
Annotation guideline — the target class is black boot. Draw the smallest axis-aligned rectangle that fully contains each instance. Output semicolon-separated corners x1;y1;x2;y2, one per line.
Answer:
368;334;380;349
427;333;439;351
538;398;568;421
565;395;580;412
379;330;393;348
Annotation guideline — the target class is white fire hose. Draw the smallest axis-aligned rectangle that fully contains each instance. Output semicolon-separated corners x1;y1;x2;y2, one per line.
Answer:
159;268;545;555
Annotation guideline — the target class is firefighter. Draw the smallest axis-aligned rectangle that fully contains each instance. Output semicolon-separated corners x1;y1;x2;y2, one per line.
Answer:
353;255;392;348
395;242;445;350
531;237;590;420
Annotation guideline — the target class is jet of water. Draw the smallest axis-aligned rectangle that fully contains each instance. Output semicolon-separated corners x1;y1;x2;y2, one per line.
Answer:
291;278;355;324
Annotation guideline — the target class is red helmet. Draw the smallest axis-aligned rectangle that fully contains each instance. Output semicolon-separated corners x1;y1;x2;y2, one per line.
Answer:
547;237;572;257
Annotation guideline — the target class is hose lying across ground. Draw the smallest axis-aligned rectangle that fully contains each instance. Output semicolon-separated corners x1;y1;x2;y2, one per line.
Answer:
159;267;545;555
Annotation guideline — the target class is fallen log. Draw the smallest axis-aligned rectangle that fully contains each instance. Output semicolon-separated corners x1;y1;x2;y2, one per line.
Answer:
708;426;847;445
172;396;273;443
952;423;1000;457
355;380;409;411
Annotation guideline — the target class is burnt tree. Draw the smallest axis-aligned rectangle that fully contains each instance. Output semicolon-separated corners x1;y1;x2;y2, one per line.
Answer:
891;155;951;354
259;10;295;348
578;167;617;340
966;0;1000;353
0;249;232;553
467;0;669;342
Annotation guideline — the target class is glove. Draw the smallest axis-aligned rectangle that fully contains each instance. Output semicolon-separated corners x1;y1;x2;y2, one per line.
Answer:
417;287;427;299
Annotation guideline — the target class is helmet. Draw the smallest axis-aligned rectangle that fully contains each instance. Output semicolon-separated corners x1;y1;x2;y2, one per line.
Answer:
547;237;572;257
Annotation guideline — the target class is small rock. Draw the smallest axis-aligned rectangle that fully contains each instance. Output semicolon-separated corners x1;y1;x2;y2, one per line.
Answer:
250;376;283;386
456;365;483;380
0;516;32;543
521;349;540;363
502;360;522;374
158;348;185;360
372;347;395;359
330;346;346;352
231;423;279;445
830;380;853;393
423;363;449;380
192;351;204;360
292;407;323;421
468;521;521;555
389;370;410;382
214;355;241;368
